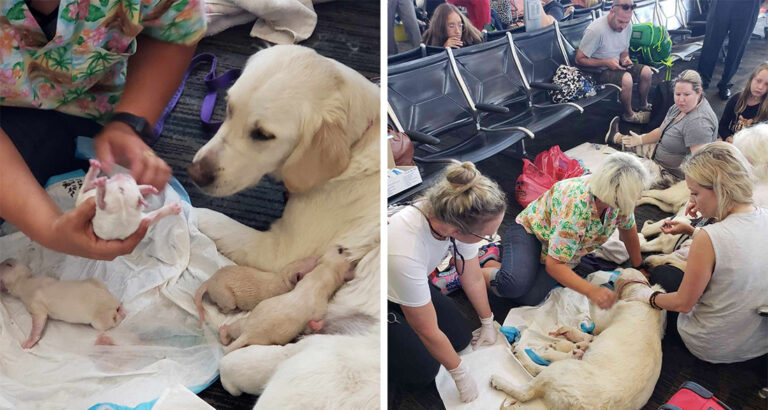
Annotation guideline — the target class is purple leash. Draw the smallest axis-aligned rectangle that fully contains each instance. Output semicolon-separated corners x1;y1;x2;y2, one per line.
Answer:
150;53;241;144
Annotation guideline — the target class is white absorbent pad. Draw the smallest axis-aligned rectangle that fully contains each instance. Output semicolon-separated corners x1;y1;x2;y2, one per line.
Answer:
434;324;547;409
564;142;619;175
0;172;234;409
434;272;616;409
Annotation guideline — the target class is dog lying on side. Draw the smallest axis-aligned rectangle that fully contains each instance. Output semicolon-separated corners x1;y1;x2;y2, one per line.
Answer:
0;259;125;349
219;246;354;353
194;256;319;328
490;269;665;409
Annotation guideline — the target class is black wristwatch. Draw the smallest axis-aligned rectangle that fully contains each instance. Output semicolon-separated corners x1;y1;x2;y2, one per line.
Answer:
108;112;155;141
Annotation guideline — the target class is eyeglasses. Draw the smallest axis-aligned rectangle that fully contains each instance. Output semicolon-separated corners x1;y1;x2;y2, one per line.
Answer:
465;230;496;243
447;23;464;30
612;3;637;11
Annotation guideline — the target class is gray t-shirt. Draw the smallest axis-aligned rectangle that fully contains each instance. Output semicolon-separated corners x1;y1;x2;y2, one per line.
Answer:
578;15;631;69
654;98;718;178
678;207;768;363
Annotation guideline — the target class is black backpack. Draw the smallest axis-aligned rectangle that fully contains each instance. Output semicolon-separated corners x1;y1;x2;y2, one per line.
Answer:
646;81;675;133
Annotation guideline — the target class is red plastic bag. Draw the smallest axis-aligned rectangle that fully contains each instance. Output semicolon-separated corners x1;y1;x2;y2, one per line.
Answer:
515;146;584;207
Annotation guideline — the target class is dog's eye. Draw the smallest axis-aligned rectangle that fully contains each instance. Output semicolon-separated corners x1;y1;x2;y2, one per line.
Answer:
250;129;275;141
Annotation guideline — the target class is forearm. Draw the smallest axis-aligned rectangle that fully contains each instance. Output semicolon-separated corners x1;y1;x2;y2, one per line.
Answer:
653;291;695;313
620;49;629;60
643;127;663;144
413;327;462;370
459;268;492;319
116;36;198;125
618;226;643;267
545;260;595;297
0;128;61;246
575;55;616;68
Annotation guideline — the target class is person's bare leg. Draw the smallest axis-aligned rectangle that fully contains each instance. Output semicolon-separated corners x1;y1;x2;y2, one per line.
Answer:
638;66;652;107
482;260;502;288
621;72;635;117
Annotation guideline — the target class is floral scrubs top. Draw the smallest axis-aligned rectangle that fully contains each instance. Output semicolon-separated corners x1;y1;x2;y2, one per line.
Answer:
516;176;635;266
0;0;205;122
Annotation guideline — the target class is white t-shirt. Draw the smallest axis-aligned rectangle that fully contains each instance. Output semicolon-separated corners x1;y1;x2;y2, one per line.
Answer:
579;15;632;64
388;206;479;307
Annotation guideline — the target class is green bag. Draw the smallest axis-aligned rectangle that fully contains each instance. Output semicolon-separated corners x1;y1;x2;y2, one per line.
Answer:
629;23;674;79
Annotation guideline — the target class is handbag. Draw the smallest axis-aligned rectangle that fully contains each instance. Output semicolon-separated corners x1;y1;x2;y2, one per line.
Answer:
388;126;415;166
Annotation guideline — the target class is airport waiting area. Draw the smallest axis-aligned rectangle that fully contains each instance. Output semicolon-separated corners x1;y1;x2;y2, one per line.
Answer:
387;0;768;408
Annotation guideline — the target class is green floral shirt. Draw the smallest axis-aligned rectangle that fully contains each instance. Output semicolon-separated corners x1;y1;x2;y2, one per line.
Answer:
0;0;205;122
516;176;635;265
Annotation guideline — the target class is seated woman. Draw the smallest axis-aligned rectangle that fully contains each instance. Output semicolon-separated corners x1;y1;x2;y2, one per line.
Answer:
482;153;648;308
422;3;483;48
718;62;768;143
388;161;506;403
635;142;768;363
607;70;718;189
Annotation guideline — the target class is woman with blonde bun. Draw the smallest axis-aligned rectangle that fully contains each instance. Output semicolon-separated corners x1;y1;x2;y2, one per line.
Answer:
631;142;768;363
388;161;506;404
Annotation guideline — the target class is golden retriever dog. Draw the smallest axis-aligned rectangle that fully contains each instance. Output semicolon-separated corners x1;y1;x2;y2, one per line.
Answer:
490;269;665;409
187;45;379;408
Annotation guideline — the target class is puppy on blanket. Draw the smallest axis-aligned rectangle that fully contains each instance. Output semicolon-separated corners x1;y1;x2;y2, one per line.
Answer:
219;245;355;353
194;255;319;328
0;258;125;349
491;269;665;409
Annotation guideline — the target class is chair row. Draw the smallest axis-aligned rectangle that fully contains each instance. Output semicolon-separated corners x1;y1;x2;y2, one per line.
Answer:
388;19;621;168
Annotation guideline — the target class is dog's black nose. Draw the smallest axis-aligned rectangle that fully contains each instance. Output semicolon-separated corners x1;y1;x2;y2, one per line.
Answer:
188;158;216;188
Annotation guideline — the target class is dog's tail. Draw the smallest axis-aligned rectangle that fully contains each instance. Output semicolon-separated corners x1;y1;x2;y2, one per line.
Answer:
194;281;209;329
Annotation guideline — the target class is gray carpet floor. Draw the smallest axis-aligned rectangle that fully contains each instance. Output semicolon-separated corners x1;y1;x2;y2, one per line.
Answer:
389;33;768;410
146;1;379;407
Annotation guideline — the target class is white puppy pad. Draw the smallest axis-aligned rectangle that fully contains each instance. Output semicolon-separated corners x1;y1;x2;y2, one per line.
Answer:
153;383;215;410
0;173;232;409
435;324;547;409
564;142;619;175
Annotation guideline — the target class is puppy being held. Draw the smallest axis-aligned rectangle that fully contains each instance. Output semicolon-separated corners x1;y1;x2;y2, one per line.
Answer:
194;256;319;328
0;258;126;349
77;159;181;240
219;245;355;353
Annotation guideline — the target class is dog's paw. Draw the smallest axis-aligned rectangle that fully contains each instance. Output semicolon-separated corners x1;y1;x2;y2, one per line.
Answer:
572;348;585;360
196;208;261;264
219;324;232;345
575;341;590;351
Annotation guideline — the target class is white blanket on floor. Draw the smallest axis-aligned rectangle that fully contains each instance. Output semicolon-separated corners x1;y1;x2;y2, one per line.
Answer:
205;0;318;43
0;174;234;409
434;272;616;409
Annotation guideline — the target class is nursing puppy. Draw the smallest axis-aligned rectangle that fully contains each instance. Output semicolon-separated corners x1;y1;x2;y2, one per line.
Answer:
490;269;665;409
77;159;181;240
219;246;354;353
0;259;125;349
194;256;319;328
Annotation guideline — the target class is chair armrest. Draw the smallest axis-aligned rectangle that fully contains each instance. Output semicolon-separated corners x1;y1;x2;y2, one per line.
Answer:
759;305;768;317
530;82;562;91
405;129;441;145
475;103;510;113
668;28;692;36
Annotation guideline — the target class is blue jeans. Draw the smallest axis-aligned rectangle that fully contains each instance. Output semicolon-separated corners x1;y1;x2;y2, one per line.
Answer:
489;221;581;306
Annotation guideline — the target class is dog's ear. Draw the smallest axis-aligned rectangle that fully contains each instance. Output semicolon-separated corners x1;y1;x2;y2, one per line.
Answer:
281;112;351;193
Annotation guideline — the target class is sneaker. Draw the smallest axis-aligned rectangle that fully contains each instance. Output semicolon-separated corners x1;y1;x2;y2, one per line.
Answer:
478;243;500;267
605;115;621;144
429;266;461;295
622;111;650;124
638;102;652;112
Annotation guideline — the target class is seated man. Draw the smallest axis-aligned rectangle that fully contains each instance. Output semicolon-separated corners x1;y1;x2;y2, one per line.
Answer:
575;0;652;124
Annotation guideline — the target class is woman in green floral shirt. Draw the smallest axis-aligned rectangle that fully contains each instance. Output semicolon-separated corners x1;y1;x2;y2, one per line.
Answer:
483;153;649;308
0;0;205;259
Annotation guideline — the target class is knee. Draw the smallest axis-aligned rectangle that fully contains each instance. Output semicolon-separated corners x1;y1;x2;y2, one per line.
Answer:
641;66;652;81
490;266;532;299
621;72;633;88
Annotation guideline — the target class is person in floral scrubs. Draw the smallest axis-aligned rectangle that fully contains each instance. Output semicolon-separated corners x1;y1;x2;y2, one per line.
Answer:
0;0;205;260
483;153;649;308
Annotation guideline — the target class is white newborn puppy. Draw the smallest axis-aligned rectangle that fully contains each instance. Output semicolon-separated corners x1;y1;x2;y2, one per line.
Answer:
0;258;126;349
76;159;181;240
